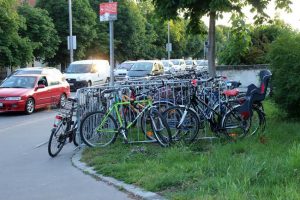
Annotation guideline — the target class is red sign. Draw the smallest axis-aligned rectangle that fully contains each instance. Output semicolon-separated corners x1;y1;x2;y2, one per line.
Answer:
99;2;118;21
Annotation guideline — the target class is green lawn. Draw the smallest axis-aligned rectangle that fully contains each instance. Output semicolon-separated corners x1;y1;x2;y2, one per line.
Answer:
81;101;300;200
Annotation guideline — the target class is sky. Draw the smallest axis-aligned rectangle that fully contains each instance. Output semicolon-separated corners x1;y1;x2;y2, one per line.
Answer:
202;0;300;30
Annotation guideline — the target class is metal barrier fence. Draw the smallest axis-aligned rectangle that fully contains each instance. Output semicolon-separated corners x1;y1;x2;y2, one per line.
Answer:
74;74;230;145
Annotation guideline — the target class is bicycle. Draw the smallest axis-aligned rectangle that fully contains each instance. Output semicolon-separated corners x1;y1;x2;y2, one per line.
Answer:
79;88;172;147
48;98;79;157
163;79;250;144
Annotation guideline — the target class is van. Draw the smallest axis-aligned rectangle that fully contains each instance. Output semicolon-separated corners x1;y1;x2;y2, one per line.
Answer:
64;60;110;90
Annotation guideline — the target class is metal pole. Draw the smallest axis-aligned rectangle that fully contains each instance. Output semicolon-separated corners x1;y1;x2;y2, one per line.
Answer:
167;21;170;60
109;0;114;86
69;0;73;63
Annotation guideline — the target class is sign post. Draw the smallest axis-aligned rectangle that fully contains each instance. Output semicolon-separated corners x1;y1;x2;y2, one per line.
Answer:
68;0;73;63
99;2;117;86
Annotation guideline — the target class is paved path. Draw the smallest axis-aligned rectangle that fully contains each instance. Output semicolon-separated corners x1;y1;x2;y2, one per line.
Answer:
0;110;132;200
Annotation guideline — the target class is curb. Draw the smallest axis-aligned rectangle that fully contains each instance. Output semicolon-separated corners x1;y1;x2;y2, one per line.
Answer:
71;148;166;200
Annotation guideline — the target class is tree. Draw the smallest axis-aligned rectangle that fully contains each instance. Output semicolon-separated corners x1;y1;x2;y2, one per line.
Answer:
268;31;300;118
218;17;252;65
150;0;292;77
0;0;33;68
36;0;97;68
18;4;60;62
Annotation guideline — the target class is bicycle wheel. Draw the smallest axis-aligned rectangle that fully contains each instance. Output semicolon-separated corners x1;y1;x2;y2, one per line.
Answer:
80;111;118;147
248;106;265;136
222;106;249;139
141;101;174;140
48;126;66;157
162;106;201;144
149;108;172;147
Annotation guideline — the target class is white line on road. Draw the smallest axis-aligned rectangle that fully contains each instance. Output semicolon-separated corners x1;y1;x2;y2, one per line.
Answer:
34;141;49;149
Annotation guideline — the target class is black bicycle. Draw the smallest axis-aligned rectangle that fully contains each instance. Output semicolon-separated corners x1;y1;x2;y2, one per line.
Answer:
48;98;79;157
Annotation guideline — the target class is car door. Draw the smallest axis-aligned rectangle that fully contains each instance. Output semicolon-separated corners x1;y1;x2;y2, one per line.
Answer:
47;75;62;105
34;76;52;107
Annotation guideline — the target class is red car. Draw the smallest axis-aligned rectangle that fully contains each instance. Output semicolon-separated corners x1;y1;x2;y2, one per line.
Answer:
0;74;70;114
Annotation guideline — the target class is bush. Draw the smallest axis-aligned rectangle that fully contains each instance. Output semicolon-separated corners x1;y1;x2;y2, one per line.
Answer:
268;31;300;118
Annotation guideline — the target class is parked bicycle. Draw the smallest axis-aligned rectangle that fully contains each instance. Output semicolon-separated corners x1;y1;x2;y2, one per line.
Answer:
48;98;78;157
79;87;172;147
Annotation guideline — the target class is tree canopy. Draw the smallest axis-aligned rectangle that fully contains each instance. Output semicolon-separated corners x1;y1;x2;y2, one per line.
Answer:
36;0;97;67
18;4;60;61
0;0;32;68
150;0;292;76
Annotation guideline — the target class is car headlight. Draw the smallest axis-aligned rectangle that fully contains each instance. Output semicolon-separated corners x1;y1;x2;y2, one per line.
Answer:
5;97;22;101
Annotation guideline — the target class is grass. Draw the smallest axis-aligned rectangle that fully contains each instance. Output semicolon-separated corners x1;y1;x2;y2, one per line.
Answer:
81;100;300;200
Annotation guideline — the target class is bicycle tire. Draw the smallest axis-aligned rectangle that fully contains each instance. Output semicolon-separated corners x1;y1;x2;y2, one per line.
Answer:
80;111;118;147
163;106;201;144
141;101;174;140
149;109;172;147
222;106;249;140
249;106;266;136
48;126;66;157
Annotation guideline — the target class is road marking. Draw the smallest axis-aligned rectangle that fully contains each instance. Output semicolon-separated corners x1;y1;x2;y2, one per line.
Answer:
0;116;53;133
34;141;48;149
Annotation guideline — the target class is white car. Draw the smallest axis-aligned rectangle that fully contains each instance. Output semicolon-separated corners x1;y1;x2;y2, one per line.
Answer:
196;59;208;72
64;60;110;90
185;60;197;71
161;60;175;74
170;59;186;72
114;61;135;80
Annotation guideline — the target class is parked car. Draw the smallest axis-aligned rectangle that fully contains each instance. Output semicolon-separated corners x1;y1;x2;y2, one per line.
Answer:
170;59;186;72
161;60;175;74
185;60;197;71
114;61;135;80
0;74;70;114
126;60;164;79
3;67;66;83
64;60;110;91
196;59;208;72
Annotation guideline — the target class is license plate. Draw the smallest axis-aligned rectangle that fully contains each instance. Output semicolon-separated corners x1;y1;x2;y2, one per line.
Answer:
0;103;3;107
69;83;74;86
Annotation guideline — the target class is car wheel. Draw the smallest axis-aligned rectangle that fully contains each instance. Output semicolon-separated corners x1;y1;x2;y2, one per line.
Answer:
57;93;67;108
25;98;35;115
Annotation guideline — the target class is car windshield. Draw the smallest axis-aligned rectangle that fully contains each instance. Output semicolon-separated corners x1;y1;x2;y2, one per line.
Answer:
118;62;134;70
66;64;92;73
0;76;36;88
130;62;153;71
185;60;193;65
171;60;180;65
197;60;208;66
162;61;171;67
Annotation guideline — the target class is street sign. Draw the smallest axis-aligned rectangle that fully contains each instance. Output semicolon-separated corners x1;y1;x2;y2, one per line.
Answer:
99;2;118;21
166;43;172;52
67;36;77;50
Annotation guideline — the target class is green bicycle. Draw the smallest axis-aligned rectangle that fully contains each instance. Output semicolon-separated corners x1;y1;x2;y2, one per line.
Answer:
79;88;172;147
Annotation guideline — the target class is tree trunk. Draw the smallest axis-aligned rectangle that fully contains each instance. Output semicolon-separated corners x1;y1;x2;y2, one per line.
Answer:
208;11;216;78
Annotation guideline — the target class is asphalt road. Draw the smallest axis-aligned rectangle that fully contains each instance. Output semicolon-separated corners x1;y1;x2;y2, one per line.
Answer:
0;108;132;200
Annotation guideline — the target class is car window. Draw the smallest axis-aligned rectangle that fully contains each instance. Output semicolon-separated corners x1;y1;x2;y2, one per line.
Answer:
14;70;42;75
130;62;153;71
47;75;60;86
0;76;36;88
66;64;92;73
37;76;48;87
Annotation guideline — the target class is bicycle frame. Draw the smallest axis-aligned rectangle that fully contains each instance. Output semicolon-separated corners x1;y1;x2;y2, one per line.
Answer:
96;98;153;132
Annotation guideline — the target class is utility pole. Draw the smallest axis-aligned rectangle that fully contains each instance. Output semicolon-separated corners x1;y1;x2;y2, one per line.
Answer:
109;0;114;86
69;0;73;63
167;21;171;60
